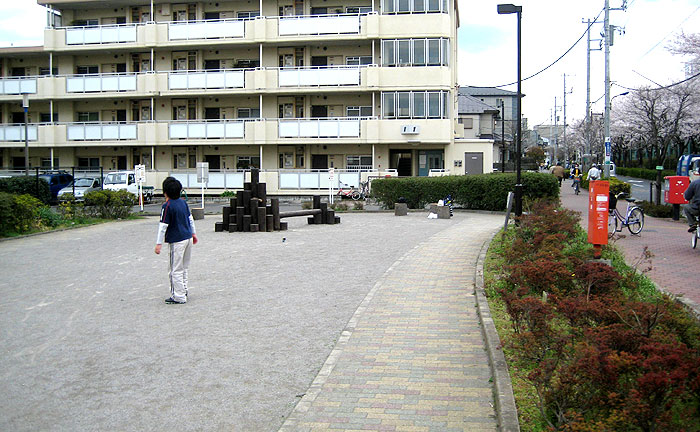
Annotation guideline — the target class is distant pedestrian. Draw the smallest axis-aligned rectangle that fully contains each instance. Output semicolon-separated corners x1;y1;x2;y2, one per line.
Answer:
684;175;700;232
155;177;198;304
586;164;601;181
552;164;565;187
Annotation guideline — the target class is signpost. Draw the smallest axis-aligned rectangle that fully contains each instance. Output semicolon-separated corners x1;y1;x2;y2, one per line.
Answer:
328;168;335;205
604;137;611;177
135;164;146;211
197;162;209;209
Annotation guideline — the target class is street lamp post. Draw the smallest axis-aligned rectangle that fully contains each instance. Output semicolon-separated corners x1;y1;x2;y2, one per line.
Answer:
498;3;523;217
22;94;29;176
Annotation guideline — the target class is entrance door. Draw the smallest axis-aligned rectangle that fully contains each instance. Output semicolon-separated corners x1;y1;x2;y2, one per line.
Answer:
205;154;221;170
311;105;328;118
464;152;483;175
311;154;328;169
117;156;127;170
204;107;220;119
311;56;328;66
12;157;25;169
390;150;413;176
418;150;444;176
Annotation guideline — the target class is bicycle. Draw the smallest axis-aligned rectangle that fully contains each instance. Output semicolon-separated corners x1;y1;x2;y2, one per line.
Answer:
691;217;700;249
572;176;581;195
608;192;645;237
337;182;361;200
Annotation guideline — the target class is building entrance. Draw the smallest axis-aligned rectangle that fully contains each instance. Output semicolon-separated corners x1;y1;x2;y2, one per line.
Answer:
390;150;413;176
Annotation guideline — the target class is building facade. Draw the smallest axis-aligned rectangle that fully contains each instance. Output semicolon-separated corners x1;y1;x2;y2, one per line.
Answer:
0;0;492;191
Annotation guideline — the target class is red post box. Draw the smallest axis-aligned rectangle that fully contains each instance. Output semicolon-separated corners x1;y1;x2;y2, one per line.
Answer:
588;180;609;252
664;176;690;204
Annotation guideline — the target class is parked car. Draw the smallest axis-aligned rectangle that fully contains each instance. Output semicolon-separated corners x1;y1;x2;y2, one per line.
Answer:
103;170;154;203
57;177;102;201
38;171;74;202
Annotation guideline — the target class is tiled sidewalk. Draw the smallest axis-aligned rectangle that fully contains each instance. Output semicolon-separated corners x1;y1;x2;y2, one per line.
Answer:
280;214;503;432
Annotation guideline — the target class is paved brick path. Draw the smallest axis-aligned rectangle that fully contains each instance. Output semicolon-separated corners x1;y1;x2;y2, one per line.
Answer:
559;179;700;313
280;214;503;431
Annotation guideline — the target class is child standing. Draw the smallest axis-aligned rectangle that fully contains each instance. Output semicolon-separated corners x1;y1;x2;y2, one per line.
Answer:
155;177;198;304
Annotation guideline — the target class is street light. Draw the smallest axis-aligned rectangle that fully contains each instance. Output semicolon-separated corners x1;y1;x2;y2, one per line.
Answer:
498;3;523;217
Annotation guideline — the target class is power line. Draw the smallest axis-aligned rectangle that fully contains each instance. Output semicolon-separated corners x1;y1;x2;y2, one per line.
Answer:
476;7;604;89
614;71;700;91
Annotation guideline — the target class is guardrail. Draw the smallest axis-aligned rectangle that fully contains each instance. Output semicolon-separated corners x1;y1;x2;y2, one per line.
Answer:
170;170;246;189
65;24;137;45
279;169;370;189
278;14;360;35
0;78;37;95
66;73;137;93
278;118;361;138
0;125;38;141
168;69;245;90
278;66;360;87
168;19;245;40
169;120;245;139
67;123;138;141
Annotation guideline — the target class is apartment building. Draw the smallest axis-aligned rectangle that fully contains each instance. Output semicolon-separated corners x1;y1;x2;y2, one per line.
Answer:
0;0;493;191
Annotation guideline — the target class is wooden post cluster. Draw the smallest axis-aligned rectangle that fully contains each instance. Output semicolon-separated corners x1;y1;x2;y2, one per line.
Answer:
214;169;340;233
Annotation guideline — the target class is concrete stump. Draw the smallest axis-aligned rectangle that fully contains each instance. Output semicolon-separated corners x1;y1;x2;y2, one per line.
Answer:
192;207;205;220
394;203;408;216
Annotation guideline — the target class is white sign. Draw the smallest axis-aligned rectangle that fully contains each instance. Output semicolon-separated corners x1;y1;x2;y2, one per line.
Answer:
135;164;146;183
197;162;209;183
329;168;335;205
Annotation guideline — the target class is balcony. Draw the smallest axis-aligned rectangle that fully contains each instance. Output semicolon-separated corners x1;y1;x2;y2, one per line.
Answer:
169;120;245;139
0;124;38;142
0;78;37;95
65;24;137;45
278;14;360;36
168;70;245;90
66;73;137;93
67;122;138;141
278;118;361;138
168;19;245;40
278;66;360;87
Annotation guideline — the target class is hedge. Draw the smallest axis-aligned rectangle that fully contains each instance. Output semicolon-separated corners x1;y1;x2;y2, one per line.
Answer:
616;166;675;181
0;192;50;236
581;177;631;196
0;176;51;204
84;189;136;219
370;173;559;210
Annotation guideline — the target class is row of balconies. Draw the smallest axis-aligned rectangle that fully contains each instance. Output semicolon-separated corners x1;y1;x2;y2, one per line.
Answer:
0;118;451;146
43;14;452;50
0;66;450;99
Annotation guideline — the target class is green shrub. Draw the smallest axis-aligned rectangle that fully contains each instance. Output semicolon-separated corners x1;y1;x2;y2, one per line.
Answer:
581;177;631;196
0;176;51;204
636;200;673;218
84;189;136;219
370;173;559;210
331;201;349;211
12;194;44;232
0;192;14;235
616;166;675;181
353;201;364;211
301;200;313;210
220;190;236;198
37;206;64;228
58;194;87;221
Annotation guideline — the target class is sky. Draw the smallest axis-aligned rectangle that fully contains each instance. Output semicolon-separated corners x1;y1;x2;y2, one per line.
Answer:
1;0;699;127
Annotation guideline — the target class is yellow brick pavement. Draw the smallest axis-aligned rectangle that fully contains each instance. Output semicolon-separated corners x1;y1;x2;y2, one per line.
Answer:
280;213;503;432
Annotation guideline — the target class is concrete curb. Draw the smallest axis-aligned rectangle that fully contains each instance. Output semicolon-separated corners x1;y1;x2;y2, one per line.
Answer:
474;231;521;432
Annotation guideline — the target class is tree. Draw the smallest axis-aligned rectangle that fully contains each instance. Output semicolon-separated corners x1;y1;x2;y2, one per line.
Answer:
526;146;546;164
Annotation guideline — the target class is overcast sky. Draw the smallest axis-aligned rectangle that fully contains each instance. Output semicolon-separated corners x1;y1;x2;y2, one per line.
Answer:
1;0;699;126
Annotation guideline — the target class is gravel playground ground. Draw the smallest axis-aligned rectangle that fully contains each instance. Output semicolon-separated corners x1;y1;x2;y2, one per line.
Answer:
0;211;489;431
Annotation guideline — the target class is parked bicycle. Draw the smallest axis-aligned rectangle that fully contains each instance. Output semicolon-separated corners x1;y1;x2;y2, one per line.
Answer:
691;216;700;249
337;182;362;200
608;192;645;237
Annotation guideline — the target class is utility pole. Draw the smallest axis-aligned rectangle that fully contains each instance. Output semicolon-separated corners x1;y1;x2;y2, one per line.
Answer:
582;17;602;167
604;0;611;178
563;73;573;163
553;96;558;163
501;100;505;173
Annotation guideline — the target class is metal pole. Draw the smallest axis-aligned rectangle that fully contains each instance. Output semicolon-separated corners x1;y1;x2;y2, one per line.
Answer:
563;74;567;162
514;8;523;217
501;100;505;173
585;19;591;157
24;106;29;176
553;96;558;163
604;0;611;178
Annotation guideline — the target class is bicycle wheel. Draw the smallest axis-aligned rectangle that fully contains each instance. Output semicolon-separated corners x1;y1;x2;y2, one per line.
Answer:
608;212;618;238
351;191;361;200
692;231;698;249
626;207;644;235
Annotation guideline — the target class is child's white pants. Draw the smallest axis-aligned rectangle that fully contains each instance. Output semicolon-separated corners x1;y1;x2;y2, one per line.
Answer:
168;238;192;302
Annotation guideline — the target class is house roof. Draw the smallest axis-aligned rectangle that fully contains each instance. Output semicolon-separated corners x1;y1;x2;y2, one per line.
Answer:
459;86;517;97
458;94;500;115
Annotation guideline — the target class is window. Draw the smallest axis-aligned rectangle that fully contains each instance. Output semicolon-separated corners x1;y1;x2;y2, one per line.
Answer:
39;67;58;76
382;40;395;66
428;0;441;12
383;0;395;13
397;40;411;65
381;91;448;119
347;155;372;168
346;6;372;13
413;0;425;12
236;156;260;169
346;106;372;117
78;157;100;168
73;19;98;27
427;39;441;65
237;108;260;118
381;39;449;67
40;112;58;123
204;12;220;20
76;65;98;75
382;0;446;13
40;158;59;168
346;56;372;66
77;112;99;122
413;39;426;65
398;0;410;12
460;117;474;128
382;93;396;118
237;11;260;19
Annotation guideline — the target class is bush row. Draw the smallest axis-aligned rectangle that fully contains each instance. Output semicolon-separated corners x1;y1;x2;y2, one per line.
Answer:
370;173;559;210
0;176;50;204
487;201;700;430
616;166;676;181
0;189;136;237
580;176;631;196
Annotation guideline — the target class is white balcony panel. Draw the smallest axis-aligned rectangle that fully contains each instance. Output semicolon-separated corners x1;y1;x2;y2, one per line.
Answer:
0;125;38;141
66;77;84;92
188;74;206;89
224;122;244;138
84;77;101;92
225;71;245;87
66;25;137;45
169;121;245;139
279;15;360;36
168;20;244;40
189;123;206;138
318;121;339;137
207;173;225;188
102;76;120;91
207;123;225;138
280;173;300;189
279;67;359;87
299;173;320;189
338;173;360;188
0;78;37;95
169;123;188;138
339;119;361;137
320;68;359;85
206;73;225;88
299;121;319;137
67;124;138;140
278;119;360;138
168;71;245;90
278;121;299;138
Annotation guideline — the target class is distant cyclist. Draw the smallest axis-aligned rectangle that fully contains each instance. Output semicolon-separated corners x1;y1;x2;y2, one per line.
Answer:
571;163;583;194
684;175;700;232
587;164;601;181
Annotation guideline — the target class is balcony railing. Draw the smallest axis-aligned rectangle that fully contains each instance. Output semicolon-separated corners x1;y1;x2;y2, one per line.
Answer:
0;124;38;141
65;24;137;45
0;78;37;95
169;120;245;139
279;169;369;189
278;66;360;87
278;118;361;138
67;122;138;141
170;169;245;188
168;19;245;40
278;14;360;36
168;69;245;90
66;73;137;93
